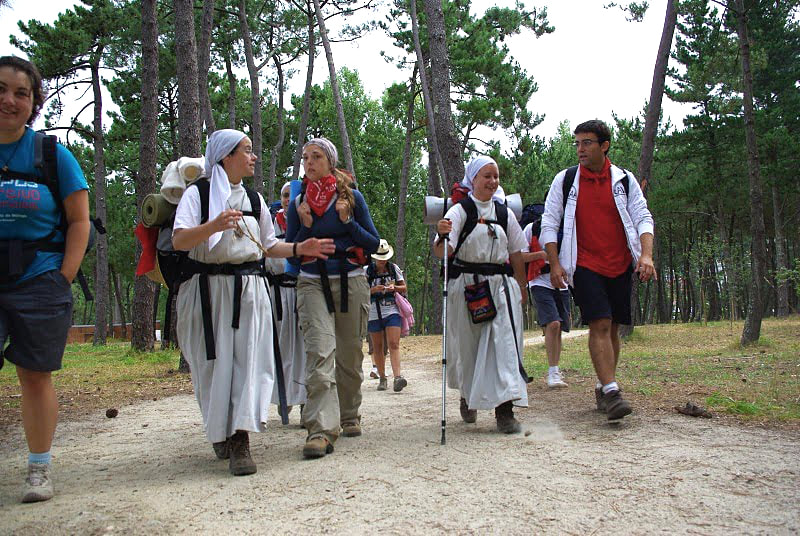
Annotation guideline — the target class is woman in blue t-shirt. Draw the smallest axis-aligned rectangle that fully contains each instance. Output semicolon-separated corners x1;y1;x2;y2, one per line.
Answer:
286;137;379;459
0;56;90;503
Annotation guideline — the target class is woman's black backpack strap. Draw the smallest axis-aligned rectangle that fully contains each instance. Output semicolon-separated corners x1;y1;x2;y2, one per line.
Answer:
451;197;508;261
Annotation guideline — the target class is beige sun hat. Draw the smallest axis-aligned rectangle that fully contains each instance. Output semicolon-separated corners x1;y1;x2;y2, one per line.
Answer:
372;239;394;261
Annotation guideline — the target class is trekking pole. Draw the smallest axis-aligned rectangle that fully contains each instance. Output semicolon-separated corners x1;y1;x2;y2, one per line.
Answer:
440;234;448;446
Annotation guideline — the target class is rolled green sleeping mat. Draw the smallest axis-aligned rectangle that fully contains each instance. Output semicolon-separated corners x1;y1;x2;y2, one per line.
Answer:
141;193;177;227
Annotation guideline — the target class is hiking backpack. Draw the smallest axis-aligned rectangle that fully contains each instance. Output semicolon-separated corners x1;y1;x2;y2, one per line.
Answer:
0;132;103;297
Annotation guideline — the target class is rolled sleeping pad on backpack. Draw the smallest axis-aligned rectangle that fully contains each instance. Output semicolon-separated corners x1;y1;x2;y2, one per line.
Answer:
423;193;522;224
142;193;177;228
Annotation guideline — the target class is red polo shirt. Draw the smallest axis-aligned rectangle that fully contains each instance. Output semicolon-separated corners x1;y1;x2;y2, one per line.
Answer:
575;158;632;277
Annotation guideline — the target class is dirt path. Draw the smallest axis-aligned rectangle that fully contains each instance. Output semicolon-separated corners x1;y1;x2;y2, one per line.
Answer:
2;336;799;535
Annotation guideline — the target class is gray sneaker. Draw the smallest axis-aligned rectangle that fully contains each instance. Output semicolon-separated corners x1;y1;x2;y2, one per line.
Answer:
393;376;407;392
22;462;53;503
377;377;388;391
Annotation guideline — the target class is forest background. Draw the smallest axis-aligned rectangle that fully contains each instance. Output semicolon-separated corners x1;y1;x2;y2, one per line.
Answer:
1;0;798;353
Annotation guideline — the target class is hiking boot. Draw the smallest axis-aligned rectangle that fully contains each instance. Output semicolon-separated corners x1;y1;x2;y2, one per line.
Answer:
495;401;522;434
22;462;53;503
341;421;362;437
212;439;230;460
547;371;568;389
377;377;388;391
459;397;477;424
595;387;606;412
228;431;257;476
370;366;379;379
303;436;334;459
603;389;633;421
393;376;407;392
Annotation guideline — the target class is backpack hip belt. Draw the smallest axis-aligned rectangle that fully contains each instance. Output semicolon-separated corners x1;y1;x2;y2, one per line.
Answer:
180;258;267;360
448;261;512;279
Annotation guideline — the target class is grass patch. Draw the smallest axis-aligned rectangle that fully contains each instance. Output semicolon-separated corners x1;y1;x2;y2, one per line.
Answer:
1;341;189;427
523;315;800;424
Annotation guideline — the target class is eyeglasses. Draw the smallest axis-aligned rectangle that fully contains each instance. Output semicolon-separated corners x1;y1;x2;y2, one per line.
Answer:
572;139;600;148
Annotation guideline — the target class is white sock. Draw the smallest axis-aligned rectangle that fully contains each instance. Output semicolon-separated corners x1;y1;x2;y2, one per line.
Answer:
596;381;603;390
602;382;619;395
549;366;559;375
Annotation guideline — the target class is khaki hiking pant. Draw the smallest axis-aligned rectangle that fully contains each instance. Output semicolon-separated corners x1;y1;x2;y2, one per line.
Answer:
296;274;370;443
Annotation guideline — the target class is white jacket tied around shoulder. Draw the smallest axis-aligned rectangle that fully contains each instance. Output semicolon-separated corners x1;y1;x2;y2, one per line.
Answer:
204;129;249;250
461;155;506;202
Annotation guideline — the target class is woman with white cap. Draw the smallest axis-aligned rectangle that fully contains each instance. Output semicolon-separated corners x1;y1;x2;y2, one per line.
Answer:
286;137;380;459
172;129;334;476
367;239;408;392
433;155;529;434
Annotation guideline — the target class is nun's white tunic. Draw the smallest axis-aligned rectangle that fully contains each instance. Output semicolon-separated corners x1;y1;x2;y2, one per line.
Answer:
174;182;278;443
265;255;307;407
439;195;529;411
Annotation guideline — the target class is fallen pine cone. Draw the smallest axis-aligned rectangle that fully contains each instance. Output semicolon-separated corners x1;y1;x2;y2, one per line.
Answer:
106;408;119;418
674;402;712;418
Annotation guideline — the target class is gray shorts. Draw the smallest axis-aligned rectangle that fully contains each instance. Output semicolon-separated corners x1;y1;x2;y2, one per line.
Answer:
531;286;571;332
0;270;74;372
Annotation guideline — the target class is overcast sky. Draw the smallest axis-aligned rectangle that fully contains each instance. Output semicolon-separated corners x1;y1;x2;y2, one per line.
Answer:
1;0;693;141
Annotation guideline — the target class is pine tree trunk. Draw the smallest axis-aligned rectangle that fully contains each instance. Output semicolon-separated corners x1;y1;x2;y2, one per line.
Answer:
409;0;446;192
394;67;417;268
621;0;675;338
197;0;216;134
225;55;237;129
769;162;790;316
91;55;109;346
132;0;158;352
267;57;285;202
312;0;354;173
292;10;316;180
422;0;463;185
735;0;768;344
238;0;265;192
174;0;201;157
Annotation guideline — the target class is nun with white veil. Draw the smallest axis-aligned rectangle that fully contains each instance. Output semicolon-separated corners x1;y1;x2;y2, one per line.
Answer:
266;181;308;417
172;130;333;476
433;155;529;434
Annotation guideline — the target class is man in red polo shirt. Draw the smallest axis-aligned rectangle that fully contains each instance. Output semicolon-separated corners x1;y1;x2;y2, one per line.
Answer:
540;120;655;422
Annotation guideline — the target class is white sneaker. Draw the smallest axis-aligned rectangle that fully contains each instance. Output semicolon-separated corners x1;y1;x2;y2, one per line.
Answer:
22;462;54;503
547;371;568;389
369;366;379;379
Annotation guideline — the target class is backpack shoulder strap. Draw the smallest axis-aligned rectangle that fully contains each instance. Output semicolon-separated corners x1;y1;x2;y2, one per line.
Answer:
33;132;65;232
562;165;578;211
392;262;400;282
621;169;630;196
451;197;478;260
494;200;508;233
190;178;211;224
243;184;261;221
366;261;376;282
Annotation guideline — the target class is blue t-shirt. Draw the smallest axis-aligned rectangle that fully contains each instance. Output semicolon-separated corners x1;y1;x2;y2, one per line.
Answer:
0;127;89;284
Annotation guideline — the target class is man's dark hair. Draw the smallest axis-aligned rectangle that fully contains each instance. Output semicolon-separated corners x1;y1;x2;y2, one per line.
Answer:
0;56;45;125
574;120;611;155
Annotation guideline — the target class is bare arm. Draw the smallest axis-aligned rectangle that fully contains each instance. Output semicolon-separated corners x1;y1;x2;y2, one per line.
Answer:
172;209;243;251
509;251;528;306
60;189;90;283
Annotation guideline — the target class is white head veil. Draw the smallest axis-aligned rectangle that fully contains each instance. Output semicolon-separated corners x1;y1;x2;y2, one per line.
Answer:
461;155;506;202
204;129;247;250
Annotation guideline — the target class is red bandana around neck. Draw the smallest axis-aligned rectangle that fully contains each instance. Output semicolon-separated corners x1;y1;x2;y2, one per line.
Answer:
579;157;612;181
304;175;338;217
275;209;287;232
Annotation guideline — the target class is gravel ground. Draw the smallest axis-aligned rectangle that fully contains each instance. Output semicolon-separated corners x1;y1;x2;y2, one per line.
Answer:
1;333;798;535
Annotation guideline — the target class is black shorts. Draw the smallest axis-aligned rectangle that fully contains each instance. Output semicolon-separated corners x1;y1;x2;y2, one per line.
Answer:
0;270;74;372
571;265;633;325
